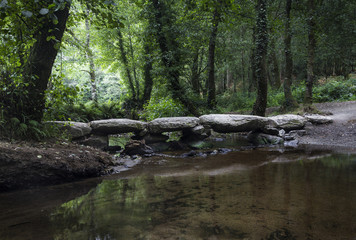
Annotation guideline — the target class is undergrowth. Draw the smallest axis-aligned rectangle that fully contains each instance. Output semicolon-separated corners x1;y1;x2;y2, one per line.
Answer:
215;75;356;113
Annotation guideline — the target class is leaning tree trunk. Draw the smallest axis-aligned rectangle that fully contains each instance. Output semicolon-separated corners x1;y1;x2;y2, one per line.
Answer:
150;0;199;116
283;0;298;110
304;0;316;105
252;0;268;117
207;8;220;109
22;1;71;122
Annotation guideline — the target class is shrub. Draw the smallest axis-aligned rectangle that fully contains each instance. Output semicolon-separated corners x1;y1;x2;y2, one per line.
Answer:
45;100;125;122
139;96;186;121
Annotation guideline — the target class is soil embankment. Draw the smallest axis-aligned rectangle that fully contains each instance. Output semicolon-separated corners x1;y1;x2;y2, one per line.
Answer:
0;141;114;191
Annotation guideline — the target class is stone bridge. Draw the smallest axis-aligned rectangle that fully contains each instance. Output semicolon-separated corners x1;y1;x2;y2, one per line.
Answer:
49;114;332;150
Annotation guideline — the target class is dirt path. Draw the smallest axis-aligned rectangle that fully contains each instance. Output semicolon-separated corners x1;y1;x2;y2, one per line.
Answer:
298;100;356;151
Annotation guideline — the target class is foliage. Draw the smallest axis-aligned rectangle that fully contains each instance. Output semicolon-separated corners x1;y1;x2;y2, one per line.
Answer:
312;77;356;103
139;96;186;121
46;100;125;122
216;92;255;113
0;117;60;141
214;75;356;114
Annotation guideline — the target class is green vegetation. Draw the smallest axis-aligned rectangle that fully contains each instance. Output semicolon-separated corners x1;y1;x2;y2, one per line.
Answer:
0;0;355;140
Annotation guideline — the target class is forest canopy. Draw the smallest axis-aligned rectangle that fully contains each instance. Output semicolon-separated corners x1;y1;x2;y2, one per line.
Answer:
0;0;355;139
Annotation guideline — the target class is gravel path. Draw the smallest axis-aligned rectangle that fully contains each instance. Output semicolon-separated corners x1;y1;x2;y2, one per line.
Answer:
298;101;356;151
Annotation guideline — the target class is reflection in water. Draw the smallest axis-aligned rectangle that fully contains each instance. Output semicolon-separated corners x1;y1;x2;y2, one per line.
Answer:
0;151;355;240
50;153;356;240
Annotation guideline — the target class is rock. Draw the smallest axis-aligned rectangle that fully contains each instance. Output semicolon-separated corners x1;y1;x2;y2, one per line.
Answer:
217;148;232;154
147;142;171;152
304;114;333;124
268;114;307;131
199;114;271;133
90;119;147;135
78;135;108;150
247;132;284;146
182;125;211;141
181;150;198;157
122;140;154;156
284;139;299;148
262;126;285;138
189;125;207;135
284;134;295;141
148;117;200;134
47;121;92;139
289;130;307;137
140;133;169;144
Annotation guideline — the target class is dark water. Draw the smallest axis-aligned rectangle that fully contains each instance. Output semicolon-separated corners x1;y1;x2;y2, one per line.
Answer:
0;149;355;240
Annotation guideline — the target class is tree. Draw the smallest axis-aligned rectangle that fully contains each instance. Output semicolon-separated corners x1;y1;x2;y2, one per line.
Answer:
304;0;316;106
147;0;200;116
282;0;298;110
84;9;98;102
252;0;268;116
14;1;71;122
207;4;220;109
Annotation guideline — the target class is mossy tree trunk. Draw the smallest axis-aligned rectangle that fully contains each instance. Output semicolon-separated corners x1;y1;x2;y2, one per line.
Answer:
283;0;298;110
252;0;268;117
150;0;199;116
304;0;316;105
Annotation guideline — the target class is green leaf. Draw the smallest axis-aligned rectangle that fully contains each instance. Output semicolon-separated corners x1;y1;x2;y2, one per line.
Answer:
46;35;56;41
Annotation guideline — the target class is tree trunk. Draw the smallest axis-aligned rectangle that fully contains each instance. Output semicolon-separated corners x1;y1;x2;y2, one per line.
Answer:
283;0;298;110
117;25;136;104
191;49;200;95
85;14;97;102
142;41;153;106
22;2;71;122
249;26;257;96
128;25;140;102
150;0;199;116
252;0;268;116
207;8;220;109
304;0;316;105
268;39;281;89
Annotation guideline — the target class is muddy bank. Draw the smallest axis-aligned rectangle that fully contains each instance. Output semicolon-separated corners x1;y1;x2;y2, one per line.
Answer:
297;101;356;152
0;141;114;192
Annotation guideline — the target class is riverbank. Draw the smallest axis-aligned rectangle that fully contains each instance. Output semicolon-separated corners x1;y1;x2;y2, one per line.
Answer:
297;101;356;153
0;140;114;191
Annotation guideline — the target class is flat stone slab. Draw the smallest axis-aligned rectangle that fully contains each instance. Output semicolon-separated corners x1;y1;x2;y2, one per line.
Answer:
304;114;333;124
199;114;270;133
148;117;200;134
47;121;91;139
268;114;307;130
90;119;147;135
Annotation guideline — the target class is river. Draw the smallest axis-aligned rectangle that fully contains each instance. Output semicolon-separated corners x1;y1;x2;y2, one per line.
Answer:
0;148;355;240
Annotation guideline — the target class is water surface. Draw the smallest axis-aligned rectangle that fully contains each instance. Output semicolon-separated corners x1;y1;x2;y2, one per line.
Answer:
0;149;355;240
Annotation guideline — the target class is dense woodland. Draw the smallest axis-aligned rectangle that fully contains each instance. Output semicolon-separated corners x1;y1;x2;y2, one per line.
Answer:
0;0;356;139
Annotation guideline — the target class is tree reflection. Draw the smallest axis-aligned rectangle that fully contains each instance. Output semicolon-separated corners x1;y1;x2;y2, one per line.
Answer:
50;153;356;240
